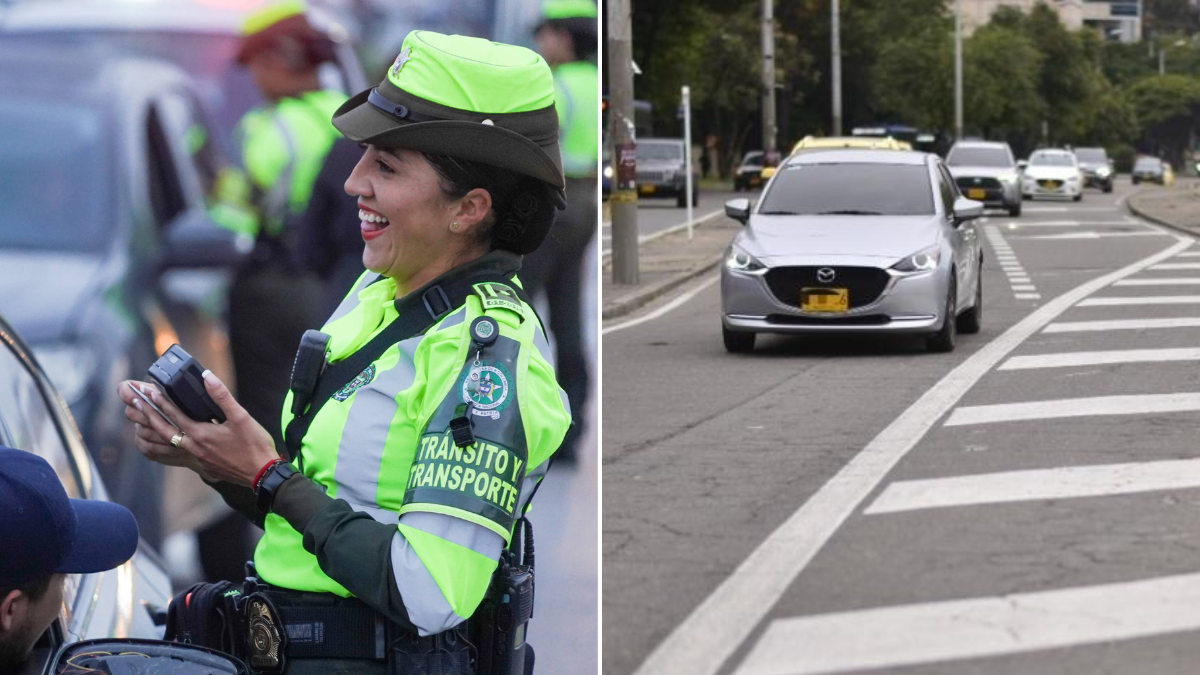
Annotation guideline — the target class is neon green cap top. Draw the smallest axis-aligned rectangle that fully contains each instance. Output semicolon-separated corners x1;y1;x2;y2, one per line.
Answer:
542;0;597;19
386;31;555;114
241;0;306;36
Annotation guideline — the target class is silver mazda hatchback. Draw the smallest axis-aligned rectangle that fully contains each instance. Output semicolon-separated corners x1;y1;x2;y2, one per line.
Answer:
721;149;984;353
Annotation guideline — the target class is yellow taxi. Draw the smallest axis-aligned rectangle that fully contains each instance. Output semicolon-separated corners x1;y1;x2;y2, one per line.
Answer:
761;136;909;180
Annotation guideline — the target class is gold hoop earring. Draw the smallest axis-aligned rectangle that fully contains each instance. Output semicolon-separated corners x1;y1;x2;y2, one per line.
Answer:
450;221;460;232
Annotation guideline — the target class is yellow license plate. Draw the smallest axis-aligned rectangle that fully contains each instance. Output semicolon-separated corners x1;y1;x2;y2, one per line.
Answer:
1040;180;1060;189
967;188;986;200
638;183;657;195
800;287;849;313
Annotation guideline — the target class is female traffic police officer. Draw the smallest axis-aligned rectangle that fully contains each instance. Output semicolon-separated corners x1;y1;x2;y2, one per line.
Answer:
118;30;572;674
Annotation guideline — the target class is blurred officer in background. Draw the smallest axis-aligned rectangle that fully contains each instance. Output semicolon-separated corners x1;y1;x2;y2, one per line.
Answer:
524;0;597;463
0;448;139;674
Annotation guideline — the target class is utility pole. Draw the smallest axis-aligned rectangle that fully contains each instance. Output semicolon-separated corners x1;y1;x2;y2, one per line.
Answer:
761;0;777;160
954;0;963;140
831;0;842;136
1159;45;1166;74
608;0;638;284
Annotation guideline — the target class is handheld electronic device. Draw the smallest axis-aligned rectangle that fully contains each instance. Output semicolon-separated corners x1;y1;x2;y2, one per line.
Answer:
148;344;226;423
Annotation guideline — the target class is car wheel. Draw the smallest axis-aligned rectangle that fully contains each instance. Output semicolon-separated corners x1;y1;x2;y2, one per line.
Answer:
1008;201;1021;217
957;270;982;334
677;192;687;208
1103;183;1113;194
735;180;745;191
723;324;755;353
1073;193;1082;202
927;279;957;353
1132;178;1140;185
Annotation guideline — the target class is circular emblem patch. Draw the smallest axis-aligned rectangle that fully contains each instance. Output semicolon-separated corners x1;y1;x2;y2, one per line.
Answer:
462;364;511;411
471;316;498;345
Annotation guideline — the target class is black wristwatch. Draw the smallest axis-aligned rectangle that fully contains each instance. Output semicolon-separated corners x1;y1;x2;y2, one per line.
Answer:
256;461;298;514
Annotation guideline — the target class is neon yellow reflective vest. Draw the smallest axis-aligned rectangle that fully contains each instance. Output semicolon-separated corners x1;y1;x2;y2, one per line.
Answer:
552;61;598;179
253;262;570;634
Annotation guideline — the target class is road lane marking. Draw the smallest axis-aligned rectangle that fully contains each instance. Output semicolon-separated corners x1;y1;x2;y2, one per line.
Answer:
602;274;720;336
985;225;1041;300
1012;284;1036;291
1175;251;1200;257
865;457;1200;515
945;393;1200;426
1014;293;1042;299
629;227;1191;675
1000;347;1200;370
1046;317;1200;333
734;573;1200;675
1114;277;1200;286
1151;262;1200;270
1078;295;1200;306
1021;231;1166;240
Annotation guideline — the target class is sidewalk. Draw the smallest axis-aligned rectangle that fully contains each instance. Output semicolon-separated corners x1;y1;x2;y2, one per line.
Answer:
1127;178;1200;236
601;213;739;320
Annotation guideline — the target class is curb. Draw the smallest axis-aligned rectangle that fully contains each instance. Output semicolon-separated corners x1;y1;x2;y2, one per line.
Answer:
1125;187;1200;238
601;255;722;321
601;208;725;265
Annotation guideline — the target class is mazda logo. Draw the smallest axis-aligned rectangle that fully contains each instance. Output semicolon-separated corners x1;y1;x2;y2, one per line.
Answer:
973;177;982;184
817;267;836;283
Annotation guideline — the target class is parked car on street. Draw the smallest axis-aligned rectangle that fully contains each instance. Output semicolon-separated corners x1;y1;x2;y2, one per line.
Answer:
1131;156;1167;185
1073;146;1114;193
1022;148;1084;201
945;140;1022;217
735;150;766;191
0;312;172;675
636;138;699;207
721;149;984;354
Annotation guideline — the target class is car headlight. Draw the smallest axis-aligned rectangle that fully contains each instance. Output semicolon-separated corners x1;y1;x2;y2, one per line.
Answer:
1067;174;1081;183
725;245;766;273
891;245;941;274
1096;166;1112;178
999;172;1019;184
603;165;613;179
32;343;97;405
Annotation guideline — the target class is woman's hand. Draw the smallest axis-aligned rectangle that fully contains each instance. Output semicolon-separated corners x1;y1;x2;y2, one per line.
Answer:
116;372;279;487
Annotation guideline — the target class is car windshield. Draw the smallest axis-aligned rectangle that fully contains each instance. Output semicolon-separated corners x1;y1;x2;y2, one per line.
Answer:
759;163;934;216
947;146;1011;167
742;152;763;168
640;142;683;160
1134;157;1162;171
0;98;113;252
1075;148;1107;163
1030;153;1075;167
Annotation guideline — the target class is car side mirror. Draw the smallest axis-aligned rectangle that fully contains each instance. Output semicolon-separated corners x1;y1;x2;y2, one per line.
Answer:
1017;159;1028;170
725;198;751;224
160;207;252;269
953;196;984;224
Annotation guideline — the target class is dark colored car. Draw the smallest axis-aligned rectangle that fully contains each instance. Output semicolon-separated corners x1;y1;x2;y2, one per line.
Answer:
1132;156;1166;185
636;138;699;208
0;313;173;675
735;151;766;191
1074;147;1114;192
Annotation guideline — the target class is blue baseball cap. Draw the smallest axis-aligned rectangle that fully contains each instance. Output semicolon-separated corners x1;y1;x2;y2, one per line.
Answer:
0;447;139;585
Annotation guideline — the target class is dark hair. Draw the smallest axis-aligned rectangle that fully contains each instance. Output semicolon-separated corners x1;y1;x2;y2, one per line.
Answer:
539;17;597;60
422;153;558;255
0;575;53;605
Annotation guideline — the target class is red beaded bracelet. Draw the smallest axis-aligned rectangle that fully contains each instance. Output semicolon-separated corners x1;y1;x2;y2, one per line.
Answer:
253;458;286;494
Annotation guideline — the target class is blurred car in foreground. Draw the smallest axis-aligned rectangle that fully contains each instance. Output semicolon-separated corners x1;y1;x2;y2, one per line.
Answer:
1132;156;1167;185
721;149;984;354
735;151;766;191
636;138;698;207
0;313;171;675
1073;147;1114;193
946;140;1022;217
1022;149;1084;201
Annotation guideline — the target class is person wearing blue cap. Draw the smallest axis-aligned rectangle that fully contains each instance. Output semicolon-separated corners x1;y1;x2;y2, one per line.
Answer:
0;447;139;673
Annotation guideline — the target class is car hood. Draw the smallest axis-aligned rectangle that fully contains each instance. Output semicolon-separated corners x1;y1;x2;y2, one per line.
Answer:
0;251;106;342
1024;165;1079;180
947;165;1015;179
743;215;940;260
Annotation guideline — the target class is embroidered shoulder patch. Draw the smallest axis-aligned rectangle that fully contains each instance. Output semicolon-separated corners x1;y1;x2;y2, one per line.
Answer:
472;282;524;318
333;364;377;402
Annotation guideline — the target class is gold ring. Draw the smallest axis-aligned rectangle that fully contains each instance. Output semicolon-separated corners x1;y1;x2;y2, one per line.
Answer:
170;433;185;448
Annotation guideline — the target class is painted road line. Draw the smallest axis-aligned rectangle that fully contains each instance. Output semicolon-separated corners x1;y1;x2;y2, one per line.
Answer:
1014;293;1042;300
1078;295;1200;306
1000;347;1200;371
733;573;1200;675
1022;231;1167;240
1175;252;1200;257
629;227;1191;675
865;458;1200;515
1151;262;1200;270
602;274;720;336
945;393;1200;427
1011;285;1037;292
1114;277;1200;286
1045;317;1200;333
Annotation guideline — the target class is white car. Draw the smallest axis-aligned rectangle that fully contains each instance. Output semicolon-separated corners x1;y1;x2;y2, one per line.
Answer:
1022;149;1084;202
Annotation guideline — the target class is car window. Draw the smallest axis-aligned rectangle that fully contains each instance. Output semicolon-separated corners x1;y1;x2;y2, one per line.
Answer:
0;343;82;498
760;163;935;216
1075;148;1107;163
936;164;958;215
146;104;188;232
1134;157;1162;170
947;146;1012;167
639;142;683;160
1030;152;1075;167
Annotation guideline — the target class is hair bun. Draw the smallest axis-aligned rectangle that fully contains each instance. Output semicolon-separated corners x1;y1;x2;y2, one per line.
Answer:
512;192;538;219
496;216;524;245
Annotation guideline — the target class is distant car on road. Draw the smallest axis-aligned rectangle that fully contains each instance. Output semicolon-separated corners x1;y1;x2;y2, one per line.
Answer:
0;312;171;674
945;140;1022;217
761;135;910;181
735;151;766;191
721;149;984;354
1022;149;1084;202
1073;147;1114;193
636;138;698;208
1132;156;1167;185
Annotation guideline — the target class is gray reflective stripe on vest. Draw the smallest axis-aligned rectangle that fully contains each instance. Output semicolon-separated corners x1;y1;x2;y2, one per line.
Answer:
436;307;467;332
516;458;550;516
262;111;298;225
531;322;572;418
326;273;382;325
331;335;422;513
390;512;504;636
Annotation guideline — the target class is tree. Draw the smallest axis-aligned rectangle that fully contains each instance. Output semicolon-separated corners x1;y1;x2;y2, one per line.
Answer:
871;19;954;132
963;25;1043;151
1124;74;1200;164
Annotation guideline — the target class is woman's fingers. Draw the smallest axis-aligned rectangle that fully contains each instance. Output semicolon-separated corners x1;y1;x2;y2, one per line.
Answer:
133;427;189;467
201;370;243;423
142;383;197;437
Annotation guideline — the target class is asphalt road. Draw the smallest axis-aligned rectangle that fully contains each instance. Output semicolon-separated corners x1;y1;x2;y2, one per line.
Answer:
602;189;739;255
603;179;1200;675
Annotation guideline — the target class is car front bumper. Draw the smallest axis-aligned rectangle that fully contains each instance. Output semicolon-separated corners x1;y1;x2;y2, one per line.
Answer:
1023;179;1082;199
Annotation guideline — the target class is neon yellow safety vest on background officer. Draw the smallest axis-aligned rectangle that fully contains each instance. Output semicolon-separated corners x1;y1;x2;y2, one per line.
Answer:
174;29;573;675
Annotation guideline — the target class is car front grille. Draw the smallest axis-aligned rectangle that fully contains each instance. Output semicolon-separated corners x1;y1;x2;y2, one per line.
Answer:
766;313;890;326
764;266;890;309
637;170;667;183
956;176;1002;190
1037;179;1062;189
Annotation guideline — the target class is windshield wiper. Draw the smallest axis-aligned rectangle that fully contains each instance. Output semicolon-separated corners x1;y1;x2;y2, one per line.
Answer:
757;210;800;215
816;209;883;215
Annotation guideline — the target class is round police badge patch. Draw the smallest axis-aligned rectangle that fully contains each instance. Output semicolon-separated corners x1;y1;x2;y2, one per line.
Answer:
462;363;512;411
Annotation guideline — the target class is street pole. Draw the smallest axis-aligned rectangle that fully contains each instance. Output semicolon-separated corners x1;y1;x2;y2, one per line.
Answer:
1159;45;1165;74
831;0;842;136
761;0;777;160
954;0;963;140
683;85;694;240
608;0;638;285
